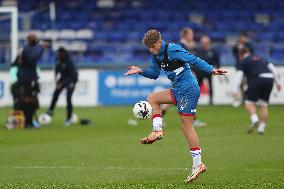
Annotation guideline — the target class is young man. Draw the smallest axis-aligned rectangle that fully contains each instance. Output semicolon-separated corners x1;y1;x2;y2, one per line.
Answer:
232;32;254;106
46;47;78;126
179;27;197;53
196;35;220;105
16;34;48;128
124;30;226;183
233;48;281;134
232;32;254;69
10;55;42;128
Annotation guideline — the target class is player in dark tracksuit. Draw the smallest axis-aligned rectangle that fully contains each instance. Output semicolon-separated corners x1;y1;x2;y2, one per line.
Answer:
16;34;47;128
46;47;78;126
232;32;254;69
232;32;254;105
195;35;220;105
233;48;281;134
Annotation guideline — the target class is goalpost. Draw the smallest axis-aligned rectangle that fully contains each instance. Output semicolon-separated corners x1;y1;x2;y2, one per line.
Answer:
0;6;18;64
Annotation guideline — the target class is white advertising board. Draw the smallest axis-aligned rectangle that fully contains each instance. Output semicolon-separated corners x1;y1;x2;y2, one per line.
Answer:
212;67;284;105
0;69;98;107
0;67;283;107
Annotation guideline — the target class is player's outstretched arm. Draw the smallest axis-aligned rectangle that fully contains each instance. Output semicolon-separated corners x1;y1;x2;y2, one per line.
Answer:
211;68;227;75
124;66;142;76
268;63;282;92
124;61;161;79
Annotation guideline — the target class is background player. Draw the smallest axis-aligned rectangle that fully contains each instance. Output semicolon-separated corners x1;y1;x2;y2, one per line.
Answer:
232;32;254;69
124;29;227;183
15;34;48;128
196;35;220;105
233;48;281;134
179;28;208;126
46;47;78;126
232;32;254;106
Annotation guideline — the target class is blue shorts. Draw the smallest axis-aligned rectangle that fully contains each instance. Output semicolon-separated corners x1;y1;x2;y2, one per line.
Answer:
170;87;200;116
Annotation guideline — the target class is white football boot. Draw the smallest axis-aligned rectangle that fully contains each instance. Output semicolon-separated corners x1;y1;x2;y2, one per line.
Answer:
184;162;206;183
140;130;164;144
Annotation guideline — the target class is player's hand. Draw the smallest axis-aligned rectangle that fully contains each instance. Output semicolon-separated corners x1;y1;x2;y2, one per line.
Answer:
276;84;282;92
56;83;62;90
211;68;227;75
232;92;241;99
124;66;142;76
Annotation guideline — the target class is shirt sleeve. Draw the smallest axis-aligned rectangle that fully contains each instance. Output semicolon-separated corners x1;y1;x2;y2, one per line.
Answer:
9;66;18;83
140;56;161;80
170;44;214;74
267;62;280;85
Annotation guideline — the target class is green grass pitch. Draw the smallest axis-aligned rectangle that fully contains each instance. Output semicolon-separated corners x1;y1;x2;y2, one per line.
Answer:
0;105;283;189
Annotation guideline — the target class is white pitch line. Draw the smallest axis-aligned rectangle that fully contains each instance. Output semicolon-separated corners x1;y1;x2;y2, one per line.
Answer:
0;166;185;171
0;166;283;171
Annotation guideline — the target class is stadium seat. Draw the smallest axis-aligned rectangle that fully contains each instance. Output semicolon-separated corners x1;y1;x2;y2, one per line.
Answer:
12;0;283;66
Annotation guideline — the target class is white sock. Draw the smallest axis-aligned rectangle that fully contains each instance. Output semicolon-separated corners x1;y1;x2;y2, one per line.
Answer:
250;114;259;124
258;122;266;133
190;148;202;168
152;114;163;131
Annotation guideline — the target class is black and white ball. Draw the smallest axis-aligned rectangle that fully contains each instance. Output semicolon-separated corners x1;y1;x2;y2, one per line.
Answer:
38;113;52;125
133;101;152;119
5;116;17;129
70;113;78;123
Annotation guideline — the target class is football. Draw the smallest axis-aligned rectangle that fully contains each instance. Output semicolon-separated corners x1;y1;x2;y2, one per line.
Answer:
5;116;17;129
132;101;152;119
38;113;52;125
71;113;79;123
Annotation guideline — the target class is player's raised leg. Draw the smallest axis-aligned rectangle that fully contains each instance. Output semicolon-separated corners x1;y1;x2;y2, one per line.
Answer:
141;89;173;144
181;115;206;183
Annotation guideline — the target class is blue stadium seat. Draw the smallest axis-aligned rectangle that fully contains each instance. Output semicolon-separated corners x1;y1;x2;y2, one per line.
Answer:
271;47;284;60
14;0;284;65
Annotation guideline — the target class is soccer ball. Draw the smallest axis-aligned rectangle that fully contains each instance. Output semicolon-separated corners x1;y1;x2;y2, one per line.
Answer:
70;113;78;123
38;113;51;125
5;116;17;129
133;101;152;119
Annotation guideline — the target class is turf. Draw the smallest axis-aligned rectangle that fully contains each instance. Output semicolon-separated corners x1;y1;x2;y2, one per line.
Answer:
0;105;283;189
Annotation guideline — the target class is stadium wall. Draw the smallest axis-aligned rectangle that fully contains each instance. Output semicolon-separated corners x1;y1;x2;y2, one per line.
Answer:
0;67;283;107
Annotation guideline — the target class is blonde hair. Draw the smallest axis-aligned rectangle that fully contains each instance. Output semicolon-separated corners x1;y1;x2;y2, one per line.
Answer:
142;29;161;47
